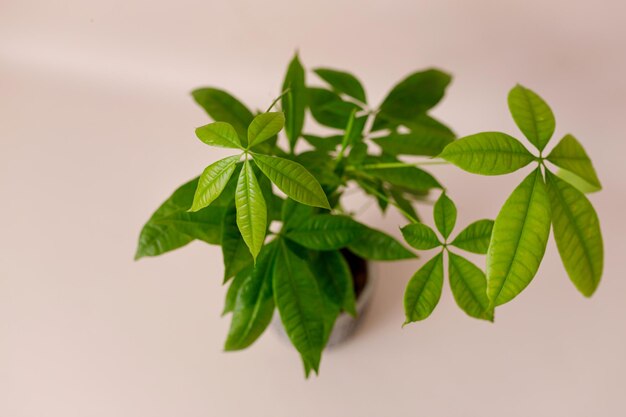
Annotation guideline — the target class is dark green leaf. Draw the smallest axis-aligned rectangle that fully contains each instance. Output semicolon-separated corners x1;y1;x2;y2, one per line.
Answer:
302;134;343;152
224;241;278;350
314;68;367;103
508;84;555;152
373;125;455;157
308;87;362;130
221;205;253;282
348;225;416;261
309;250;357;316
235;161;267;260
547;134;601;190
401;223;441;250
545;170;603;297
389;188;420;222
253;154;330;209
439;132;535;175
363;157;441;192
195;122;242;149
433;192;457;239
487;169;551;306
192;88;253;145
281;198;317;231
286;214;362;250
448;251;493;321
451;219;494;254
247;112;285;148
294;151;342;187
282;54;306;150
273;240;325;374
190;155;240;212
222;267;251;315
404;253;444;323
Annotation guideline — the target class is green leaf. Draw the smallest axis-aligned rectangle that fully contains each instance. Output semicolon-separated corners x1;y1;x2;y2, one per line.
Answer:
247;112;285;148
439;132;535;175
308;87;363;130
189;155;240;212
451;219;494;254
389;188;420;222
294;151;342;188
221;205;253;282
309;250;357;316
375;69;451;129
286;214;362;250
273;240;325;374
302;134;343;152
252;154;330;209
314;68;367;103
403;253;444;323
373;126;455;157
545;170;603;297
508;84;555;152
547;134;601;190
487;168;551;306
224;241;278;350
192;88;253;145
401;223;441;250
348;225;416;261
448;251;493;321
282;54;306;150
222;267;251;315
136;178;225;259
433;192;457;239
363;158;441;192
195;122;242;149
235;160;267;260
553;168;601;194
281;198;317;231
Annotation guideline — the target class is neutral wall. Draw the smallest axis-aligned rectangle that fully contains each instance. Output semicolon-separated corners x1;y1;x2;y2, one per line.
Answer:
1;1;625;416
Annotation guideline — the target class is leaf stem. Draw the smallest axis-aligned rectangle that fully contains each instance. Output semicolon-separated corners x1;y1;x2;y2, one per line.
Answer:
358;181;419;224
266;88;291;113
346;160;449;171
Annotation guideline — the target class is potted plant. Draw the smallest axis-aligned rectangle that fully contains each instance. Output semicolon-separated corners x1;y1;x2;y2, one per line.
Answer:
136;54;604;377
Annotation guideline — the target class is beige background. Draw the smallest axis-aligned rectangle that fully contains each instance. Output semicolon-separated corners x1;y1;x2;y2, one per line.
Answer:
1;1;626;416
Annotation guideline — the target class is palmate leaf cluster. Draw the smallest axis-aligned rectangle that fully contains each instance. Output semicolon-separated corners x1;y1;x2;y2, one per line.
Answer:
136;55;604;377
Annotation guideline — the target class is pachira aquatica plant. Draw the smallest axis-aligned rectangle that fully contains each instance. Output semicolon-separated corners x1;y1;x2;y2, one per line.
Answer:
136;53;604;377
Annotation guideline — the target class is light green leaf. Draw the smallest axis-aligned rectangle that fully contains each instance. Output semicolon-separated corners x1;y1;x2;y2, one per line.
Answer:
448;251;493;321
545;170;603;297
487;168;551;306
247;112;285;148
252;154;330;209
222;267;250;315
235;161;267;260
195;122;242;149
439;132;535;175
547;134;602;190
192;88;253;144
348;225;416;261
508;84;555;151
554;168;601;194
273;240;325;374
224;241;277;350
404;253;444;323
433;192;457;239
309;250;357;316
282;54;306;151
190;155;240;211
401;223;441;250
286;215;362;250
373;125;455;157
451;219;494;254
221;205;253;282
314;68;367;103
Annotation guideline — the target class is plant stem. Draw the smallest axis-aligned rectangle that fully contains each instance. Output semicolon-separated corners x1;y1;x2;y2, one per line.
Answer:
266;88;290;112
346;160;450;171
358;181;419;224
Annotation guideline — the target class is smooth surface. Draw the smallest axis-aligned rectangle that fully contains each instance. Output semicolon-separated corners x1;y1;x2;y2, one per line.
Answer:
1;1;625;416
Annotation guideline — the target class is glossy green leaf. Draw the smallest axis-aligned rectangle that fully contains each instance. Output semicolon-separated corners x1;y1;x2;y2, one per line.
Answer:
487;169;551;306
282;54;306;150
439;132;535;175
314;68;366;103
190;155;240;212
401;223;441;250
247;112;285;148
451;219;494;254
222;267;250;315
286;215;362;250
433;192;457;239
554;168;601;194
448;251;493;321
224;241;277;350
373;125;455;157
195;122;242;149
192;88;253;144
348;225;416;261
273;240;325;374
221;205;253;282
375;69;451;128
309;250;357;316
404;253;444;323
547;134;602;190
235;161;267;260
545;170;603;297
508;84;555;151
252;154;330;209
281;198;317;231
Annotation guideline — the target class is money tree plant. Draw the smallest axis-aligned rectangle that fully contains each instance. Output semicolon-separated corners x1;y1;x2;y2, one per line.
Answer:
136;54;604;377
